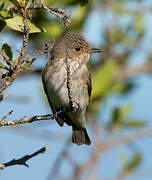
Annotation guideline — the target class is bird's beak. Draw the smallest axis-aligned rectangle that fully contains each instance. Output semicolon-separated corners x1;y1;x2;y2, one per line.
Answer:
90;48;102;54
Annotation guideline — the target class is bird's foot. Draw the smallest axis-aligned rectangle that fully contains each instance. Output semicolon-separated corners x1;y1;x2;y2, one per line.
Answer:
54;110;63;118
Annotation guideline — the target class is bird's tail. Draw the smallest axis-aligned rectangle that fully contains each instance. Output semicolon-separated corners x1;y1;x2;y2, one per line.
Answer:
72;126;91;145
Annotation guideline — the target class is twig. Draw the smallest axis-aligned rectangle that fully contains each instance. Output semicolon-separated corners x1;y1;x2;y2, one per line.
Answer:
39;0;71;28
19;68;42;76
0;93;9;102
16;8;30;69
0;144;50;169
115;62;152;80
26;37;55;57
1;110;13;121
0;49;14;67
74;127;152;178
25;50;45;57
0;6;30;95
46;138;71;180
43;37;55;56
0;114;54;127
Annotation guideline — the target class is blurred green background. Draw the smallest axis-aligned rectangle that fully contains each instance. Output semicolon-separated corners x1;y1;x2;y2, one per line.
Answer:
1;0;152;180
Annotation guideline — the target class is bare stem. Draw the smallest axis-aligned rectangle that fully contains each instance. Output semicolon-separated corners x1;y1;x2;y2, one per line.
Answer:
0;114;54;127
0;144;50;169
0;7;30;95
39;0;71;28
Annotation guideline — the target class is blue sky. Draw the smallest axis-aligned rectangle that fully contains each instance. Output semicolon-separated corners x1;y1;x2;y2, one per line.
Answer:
1;1;152;180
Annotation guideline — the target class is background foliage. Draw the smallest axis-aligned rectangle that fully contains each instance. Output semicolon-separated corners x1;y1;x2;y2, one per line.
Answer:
0;0;152;180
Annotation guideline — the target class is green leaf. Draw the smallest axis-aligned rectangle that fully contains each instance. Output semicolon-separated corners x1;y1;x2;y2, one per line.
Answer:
111;104;133;132
0;2;5;11
91;60;117;100
122;152;142;175
5;15;45;33
45;23;62;37
112;107;121;126
0;11;13;19
135;14;144;34
3;0;11;9
43;0;55;6
122;119;146;127
22;58;36;68
0;59;8;70
119;104;132;117
2;43;13;60
0;19;6;32
112;1;131;14
10;0;23;8
11;0;33;9
111;80;135;95
79;0;89;6
119;149;127;167
14;57;19;64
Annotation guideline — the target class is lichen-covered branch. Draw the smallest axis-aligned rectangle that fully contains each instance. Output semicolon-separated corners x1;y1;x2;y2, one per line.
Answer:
0;144;50;169
0;113;54;127
26;37;55;57
39;0;71;28
0;49;14;67
0;6;30;95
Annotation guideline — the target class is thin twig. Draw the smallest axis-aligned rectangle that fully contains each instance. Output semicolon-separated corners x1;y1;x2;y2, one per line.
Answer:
0;6;30;95
116;62;152;80
0;93;9;102
39;0;71;28
16;9;30;69
0;49;14;67
46;138;71;180
43;37;55;56
25;37;55;57
0;144;50;169
19;68;42;76
1;110;13;121
0;114;54;127
73;127;152;178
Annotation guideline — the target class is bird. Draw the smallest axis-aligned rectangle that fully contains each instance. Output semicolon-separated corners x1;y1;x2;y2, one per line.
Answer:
42;32;102;145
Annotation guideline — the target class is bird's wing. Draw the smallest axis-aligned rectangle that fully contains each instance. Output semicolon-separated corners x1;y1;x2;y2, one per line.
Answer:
87;73;92;99
42;61;64;127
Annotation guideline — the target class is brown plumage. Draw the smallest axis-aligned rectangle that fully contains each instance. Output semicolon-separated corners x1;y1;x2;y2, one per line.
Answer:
42;32;102;145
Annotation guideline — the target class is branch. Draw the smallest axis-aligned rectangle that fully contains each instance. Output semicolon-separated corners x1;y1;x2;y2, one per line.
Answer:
25;37;55;57
75;127;152;177
0;6;30;95
39;0;71;28
16;9;30;69
0;113;54;127
0;49;14;68
0;93;9;102
0;144;50;169
46;138;71;180
116;62;152;80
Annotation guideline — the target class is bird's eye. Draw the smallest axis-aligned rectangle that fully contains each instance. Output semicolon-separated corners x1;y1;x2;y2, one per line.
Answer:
75;47;80;51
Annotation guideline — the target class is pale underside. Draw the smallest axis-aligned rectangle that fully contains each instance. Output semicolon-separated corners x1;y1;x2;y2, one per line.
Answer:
42;54;90;128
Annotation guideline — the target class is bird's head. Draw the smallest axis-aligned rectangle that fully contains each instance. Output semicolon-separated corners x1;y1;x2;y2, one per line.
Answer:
52;32;102;63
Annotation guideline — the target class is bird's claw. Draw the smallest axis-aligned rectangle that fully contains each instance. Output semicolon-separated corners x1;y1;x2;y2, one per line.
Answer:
54;110;63;118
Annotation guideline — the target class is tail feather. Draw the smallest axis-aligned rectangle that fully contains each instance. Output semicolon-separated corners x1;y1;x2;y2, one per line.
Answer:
72;126;91;145
56;116;64;127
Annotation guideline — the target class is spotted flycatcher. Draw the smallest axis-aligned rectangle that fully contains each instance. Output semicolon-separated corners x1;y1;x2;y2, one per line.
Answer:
42;32;102;145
